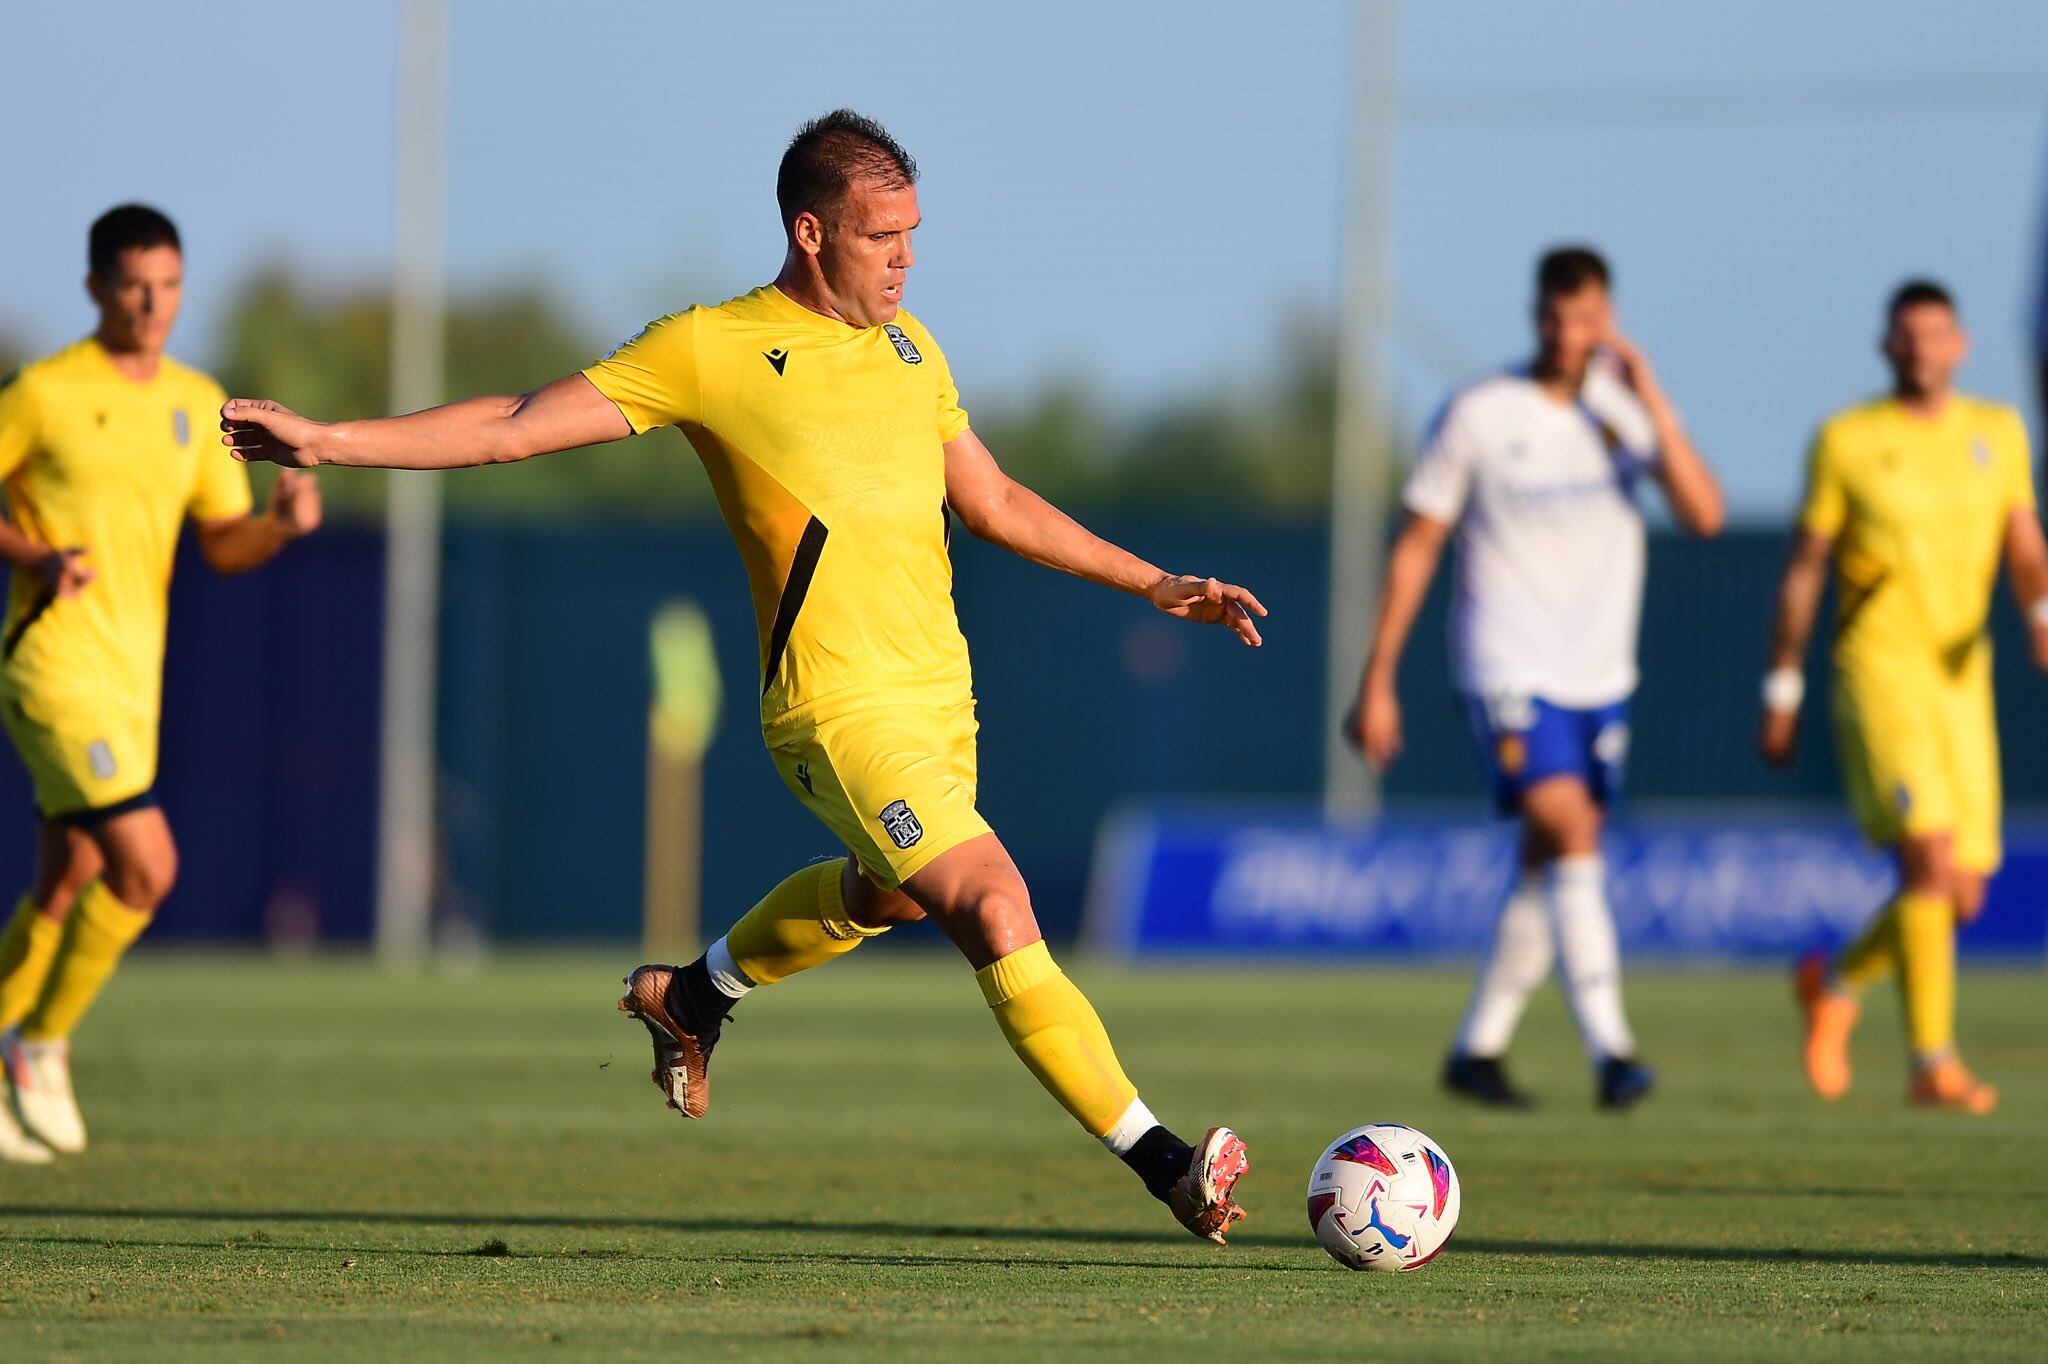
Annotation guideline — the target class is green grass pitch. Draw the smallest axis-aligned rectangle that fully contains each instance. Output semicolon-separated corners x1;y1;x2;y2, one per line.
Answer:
0;951;2041;1361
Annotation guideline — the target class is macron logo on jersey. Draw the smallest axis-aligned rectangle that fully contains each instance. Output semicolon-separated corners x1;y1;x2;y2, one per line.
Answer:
763;347;790;376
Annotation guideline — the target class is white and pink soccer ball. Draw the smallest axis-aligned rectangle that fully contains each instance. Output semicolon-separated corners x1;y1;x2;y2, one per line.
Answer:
1306;1123;1461;1271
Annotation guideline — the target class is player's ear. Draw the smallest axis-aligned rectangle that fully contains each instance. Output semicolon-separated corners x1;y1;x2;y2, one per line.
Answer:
791;210;827;258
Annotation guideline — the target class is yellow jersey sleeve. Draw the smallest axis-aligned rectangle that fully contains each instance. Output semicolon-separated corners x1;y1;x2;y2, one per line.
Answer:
921;326;971;443
0;366;39;481
188;382;253;520
582;311;705;435
1798;420;1848;538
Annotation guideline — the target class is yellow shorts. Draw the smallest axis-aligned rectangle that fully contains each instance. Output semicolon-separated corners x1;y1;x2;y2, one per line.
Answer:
766;699;991;890
0;689;158;821
1832;650;2001;873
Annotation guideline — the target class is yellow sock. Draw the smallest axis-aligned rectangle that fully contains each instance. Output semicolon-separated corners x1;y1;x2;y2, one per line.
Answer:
1837;896;1901;993
20;881;152;1042
0;896;67;1031
976;940;1140;1138
1895;890;1956;1058
724;859;884;985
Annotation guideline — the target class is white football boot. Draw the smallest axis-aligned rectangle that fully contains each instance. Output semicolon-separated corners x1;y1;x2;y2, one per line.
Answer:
1;1029;86;1154
0;1074;54;1163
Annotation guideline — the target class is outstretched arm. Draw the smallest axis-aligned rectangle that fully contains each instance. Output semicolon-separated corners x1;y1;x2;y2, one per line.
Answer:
1347;511;1451;771
1758;528;1833;766
942;428;1266;646
220;373;630;470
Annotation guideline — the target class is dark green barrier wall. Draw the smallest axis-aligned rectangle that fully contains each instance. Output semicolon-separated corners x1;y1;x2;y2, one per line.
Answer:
435;524;2048;942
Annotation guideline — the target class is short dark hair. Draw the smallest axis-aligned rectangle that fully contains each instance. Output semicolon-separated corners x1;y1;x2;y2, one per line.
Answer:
1536;245;1610;300
89;204;180;277
776;109;917;237
1887;278;1956;323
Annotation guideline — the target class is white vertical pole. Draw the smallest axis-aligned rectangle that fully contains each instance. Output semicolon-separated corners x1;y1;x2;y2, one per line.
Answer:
376;0;447;965
1323;0;1399;817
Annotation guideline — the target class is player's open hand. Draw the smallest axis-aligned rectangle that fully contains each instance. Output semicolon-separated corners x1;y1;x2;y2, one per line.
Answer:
1146;574;1266;646
220;398;325;468
34;546;93;601
267;468;324;537
1757;707;1799;768
1348;683;1402;772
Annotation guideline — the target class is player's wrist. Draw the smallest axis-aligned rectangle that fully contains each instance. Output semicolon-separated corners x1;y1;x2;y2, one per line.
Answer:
1761;666;1805;713
2029;597;2048;632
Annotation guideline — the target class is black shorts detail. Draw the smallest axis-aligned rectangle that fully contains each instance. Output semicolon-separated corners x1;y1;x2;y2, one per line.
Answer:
761;516;829;697
50;789;158;829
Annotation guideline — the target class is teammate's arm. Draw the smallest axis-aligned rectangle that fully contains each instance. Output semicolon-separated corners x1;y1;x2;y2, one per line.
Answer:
1602;328;1724;536
1347;512;1452;772
220;375;630;470
1758;528;1833;766
2003;506;2048;671
192;470;322;575
942;428;1266;646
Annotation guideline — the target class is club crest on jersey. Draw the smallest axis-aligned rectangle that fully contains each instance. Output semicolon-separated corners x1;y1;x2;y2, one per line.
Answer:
1972;435;1990;468
879;799;923;849
86;739;118;781
172;409;190;446
882;324;922;364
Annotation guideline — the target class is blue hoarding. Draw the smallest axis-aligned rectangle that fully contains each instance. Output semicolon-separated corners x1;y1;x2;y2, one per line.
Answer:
1086;808;2048;959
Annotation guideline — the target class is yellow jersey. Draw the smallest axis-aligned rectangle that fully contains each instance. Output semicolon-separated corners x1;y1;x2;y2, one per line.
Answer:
1800;394;2035;684
584;286;974;734
0;338;252;725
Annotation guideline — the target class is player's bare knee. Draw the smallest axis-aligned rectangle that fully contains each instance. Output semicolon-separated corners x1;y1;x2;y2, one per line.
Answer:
1523;782;1601;860
1898;834;1956;900
105;846;177;911
843;863;924;929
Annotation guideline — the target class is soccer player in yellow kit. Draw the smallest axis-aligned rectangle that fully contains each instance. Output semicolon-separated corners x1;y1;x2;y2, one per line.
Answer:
220;112;1262;1241
0;205;321;1162
1762;280;2048;1115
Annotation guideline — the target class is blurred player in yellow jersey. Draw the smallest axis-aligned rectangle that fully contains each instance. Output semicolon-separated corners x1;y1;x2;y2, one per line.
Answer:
219;112;1262;1242
1762;280;2048;1115
0;206;321;1162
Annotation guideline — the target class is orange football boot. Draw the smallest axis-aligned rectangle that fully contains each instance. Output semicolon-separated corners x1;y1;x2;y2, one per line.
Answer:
1909;1056;1997;1115
1794;952;1857;1100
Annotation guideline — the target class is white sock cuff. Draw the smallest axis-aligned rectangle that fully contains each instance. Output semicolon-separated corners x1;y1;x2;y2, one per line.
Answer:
704;936;754;1000
1099;1097;1159;1155
1548;853;1605;888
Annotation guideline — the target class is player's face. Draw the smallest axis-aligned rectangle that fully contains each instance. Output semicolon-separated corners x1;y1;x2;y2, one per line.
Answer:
1882;302;1967;399
818;180;919;328
87;245;183;354
1534;283;1610;382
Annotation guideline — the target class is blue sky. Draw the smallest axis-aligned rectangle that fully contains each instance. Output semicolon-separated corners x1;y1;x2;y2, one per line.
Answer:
2;1;2045;518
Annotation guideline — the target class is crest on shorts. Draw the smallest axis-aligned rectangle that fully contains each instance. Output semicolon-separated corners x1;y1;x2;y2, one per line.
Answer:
882;324;922;364
172;409;190;446
879;799;923;850
1495;734;1526;776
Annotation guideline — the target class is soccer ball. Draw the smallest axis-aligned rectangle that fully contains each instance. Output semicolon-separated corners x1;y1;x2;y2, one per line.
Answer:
1306;1123;1460;1271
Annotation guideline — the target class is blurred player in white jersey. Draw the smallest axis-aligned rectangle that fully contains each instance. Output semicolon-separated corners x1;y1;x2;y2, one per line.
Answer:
1346;247;1724;1108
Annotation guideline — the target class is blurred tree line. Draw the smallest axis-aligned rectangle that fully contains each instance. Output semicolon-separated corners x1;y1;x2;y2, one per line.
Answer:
23;269;1339;522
